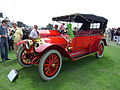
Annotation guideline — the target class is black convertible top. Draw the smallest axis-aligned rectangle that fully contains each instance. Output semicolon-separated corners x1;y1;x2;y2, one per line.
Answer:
52;13;108;30
52;13;108;23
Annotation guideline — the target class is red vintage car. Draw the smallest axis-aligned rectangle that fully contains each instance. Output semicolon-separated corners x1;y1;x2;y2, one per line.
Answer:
17;13;108;81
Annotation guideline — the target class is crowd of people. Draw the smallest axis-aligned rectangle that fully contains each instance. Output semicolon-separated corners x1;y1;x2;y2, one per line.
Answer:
0;20;40;62
0;21;74;62
105;28;120;45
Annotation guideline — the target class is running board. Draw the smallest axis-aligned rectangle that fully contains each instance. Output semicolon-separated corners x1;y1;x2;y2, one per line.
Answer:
72;52;96;61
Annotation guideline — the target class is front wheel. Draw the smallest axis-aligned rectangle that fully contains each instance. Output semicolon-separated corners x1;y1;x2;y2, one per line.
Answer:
38;50;62;81
18;47;33;67
95;40;104;58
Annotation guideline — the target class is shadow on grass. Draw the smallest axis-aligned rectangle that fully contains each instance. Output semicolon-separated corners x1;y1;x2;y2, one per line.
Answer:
16;55;112;90
0;59;17;67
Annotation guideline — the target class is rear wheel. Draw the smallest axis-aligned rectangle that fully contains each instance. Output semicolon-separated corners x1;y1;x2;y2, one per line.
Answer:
38;50;62;81
18;47;33;67
95;40;104;58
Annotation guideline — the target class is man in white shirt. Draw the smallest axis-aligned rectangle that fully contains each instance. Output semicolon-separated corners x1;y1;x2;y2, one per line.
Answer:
30;25;39;39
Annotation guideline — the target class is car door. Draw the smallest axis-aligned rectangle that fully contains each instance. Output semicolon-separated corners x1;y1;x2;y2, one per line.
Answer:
69;30;84;51
69;34;83;51
74;36;84;50
75;30;91;50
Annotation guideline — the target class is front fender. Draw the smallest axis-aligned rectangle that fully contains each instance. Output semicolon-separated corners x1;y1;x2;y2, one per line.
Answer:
16;40;27;46
35;43;70;58
35;43;54;53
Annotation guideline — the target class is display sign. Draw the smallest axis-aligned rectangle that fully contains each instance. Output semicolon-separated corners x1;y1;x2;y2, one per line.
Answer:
7;69;18;82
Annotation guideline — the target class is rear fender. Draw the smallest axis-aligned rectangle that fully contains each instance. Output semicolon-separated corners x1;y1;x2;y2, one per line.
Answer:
102;38;107;46
91;38;103;52
93;38;107;51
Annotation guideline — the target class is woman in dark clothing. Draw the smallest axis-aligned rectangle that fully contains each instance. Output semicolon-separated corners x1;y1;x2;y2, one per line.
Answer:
116;28;120;45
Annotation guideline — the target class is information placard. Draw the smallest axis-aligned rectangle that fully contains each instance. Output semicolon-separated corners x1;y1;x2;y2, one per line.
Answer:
7;69;18;82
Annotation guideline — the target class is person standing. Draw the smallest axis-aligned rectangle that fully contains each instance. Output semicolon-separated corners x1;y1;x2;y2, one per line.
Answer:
54;24;59;30
59;23;65;34
113;28;117;42
111;28;115;41
105;28;111;45
0;20;11;62
10;22;23;56
116;28;120;45
30;25;39;39
8;26;14;51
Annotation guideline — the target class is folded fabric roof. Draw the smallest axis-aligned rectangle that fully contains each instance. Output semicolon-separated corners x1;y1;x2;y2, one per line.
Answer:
52;13;108;23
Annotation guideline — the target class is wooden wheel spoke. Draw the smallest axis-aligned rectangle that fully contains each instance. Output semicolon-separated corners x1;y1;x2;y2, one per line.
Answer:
51;54;55;60
50;67;55;74
53;58;59;64
48;56;52;61
51;55;58;64
55;64;59;66
46;59;50;63
46;68;50;75
98;44;103;55
21;57;28;59
44;64;49;66
21;53;26;57
44;66;50;71
49;68;52;75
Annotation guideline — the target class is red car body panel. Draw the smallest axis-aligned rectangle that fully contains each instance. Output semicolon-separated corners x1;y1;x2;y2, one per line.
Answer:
35;30;106;61
17;29;106;62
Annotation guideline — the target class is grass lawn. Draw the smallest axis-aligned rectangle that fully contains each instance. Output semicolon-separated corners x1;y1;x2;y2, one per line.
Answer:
0;42;120;90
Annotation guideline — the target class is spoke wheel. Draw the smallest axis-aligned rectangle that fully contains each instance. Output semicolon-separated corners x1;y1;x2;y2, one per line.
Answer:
18;47;33;67
38;50;62;81
96;41;104;58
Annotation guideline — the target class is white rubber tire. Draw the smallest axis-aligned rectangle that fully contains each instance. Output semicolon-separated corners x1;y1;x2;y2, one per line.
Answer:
38;50;62;81
95;40;104;58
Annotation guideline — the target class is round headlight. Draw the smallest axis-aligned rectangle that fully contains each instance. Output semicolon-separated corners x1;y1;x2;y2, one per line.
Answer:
25;40;33;49
26;41;30;49
34;42;41;49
